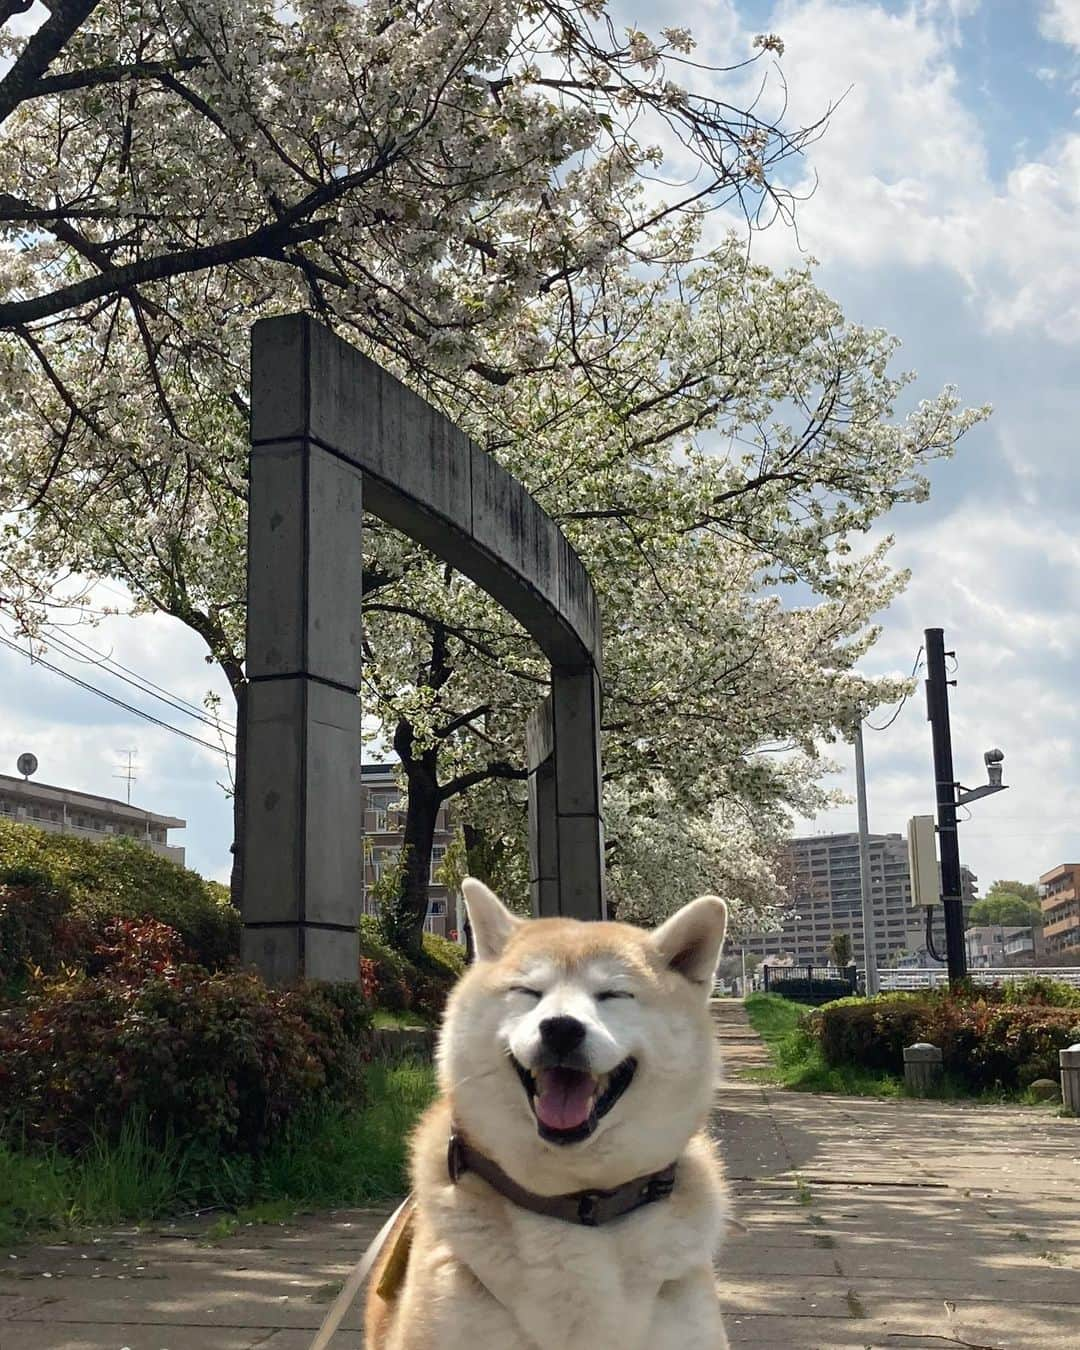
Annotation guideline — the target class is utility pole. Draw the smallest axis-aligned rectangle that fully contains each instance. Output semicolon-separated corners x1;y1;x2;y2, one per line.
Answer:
853;720;880;996
114;749;138;805
924;629;967;984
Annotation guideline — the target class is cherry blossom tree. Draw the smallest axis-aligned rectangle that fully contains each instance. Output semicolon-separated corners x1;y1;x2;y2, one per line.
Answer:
0;3;988;950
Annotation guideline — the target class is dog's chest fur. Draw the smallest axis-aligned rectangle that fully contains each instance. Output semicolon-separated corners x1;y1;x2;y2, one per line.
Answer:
394;1106;728;1350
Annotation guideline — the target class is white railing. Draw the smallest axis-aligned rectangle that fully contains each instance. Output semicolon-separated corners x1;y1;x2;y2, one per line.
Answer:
877;967;1080;991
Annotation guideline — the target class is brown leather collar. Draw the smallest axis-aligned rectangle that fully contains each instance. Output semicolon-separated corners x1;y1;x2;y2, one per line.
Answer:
447;1130;677;1228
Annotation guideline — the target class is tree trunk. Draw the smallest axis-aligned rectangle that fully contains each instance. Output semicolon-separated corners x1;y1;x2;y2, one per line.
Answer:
381;759;440;960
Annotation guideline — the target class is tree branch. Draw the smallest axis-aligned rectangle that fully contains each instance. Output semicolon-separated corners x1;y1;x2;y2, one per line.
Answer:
439;760;528;801
0;0;103;127
0;217;327;327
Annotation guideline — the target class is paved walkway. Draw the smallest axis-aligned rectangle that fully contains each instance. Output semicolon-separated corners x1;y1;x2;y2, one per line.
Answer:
711;1000;1080;1349
2;1004;1077;1349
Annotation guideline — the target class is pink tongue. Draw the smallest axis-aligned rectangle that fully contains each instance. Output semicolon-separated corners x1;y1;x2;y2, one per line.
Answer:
534;1067;596;1130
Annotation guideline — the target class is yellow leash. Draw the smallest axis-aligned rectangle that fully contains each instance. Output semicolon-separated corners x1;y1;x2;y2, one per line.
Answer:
309;1195;413;1350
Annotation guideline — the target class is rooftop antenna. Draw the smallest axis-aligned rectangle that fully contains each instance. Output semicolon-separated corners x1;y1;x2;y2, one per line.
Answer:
114;749;138;805
16;752;38;781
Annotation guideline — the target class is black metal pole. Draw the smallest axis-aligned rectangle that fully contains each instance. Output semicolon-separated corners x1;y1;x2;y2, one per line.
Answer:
924;628;968;984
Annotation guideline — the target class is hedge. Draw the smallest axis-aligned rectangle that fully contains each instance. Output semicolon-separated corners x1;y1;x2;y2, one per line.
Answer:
358;915;464;1021
809;989;1080;1092
0;918;371;1153
0;820;241;982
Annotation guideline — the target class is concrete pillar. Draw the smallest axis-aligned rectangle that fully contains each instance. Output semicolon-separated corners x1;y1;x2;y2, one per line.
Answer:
903;1042;943;1095
526;677;605;922
551;667;605;921
241;327;365;983
1061;1044;1080;1114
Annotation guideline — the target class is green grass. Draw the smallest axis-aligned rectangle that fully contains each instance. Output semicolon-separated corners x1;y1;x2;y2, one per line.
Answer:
742;994;1064;1105
372;1008;435;1029
0;1058;436;1248
743;994;905;1098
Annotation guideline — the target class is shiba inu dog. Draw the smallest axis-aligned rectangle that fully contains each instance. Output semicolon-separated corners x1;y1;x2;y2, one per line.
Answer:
364;878;731;1350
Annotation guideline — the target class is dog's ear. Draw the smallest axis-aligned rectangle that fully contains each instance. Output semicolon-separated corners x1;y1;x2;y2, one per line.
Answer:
461;877;522;961
651;895;728;989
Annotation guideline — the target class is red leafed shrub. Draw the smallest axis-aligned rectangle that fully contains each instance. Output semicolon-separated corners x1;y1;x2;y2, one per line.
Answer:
0;820;241;984
0;938;372;1153
84;916;195;981
356;916;463;1020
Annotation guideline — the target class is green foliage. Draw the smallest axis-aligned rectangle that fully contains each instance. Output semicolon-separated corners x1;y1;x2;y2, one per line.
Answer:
743;995;903;1097
969;893;1043;928
0;921;372;1154
0;1059;436;1246
828;933;853;967
809;988;1080;1093
0;819;240;981
986;879;1042;907
357;914;463;1020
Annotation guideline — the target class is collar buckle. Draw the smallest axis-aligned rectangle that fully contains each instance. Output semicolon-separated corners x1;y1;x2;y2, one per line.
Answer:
447;1131;467;1184
577;1191;602;1226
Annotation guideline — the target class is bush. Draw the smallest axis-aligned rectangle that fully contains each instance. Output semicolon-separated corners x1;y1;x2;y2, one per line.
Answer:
0;920;372;1154
357;915;463;1020
812;990;1080;1092
0;820;241;983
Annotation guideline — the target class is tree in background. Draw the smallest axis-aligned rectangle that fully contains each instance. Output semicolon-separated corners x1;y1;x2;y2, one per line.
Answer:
969;880;1044;929
0;1;816;923
829;932;853;969
0;4;989;954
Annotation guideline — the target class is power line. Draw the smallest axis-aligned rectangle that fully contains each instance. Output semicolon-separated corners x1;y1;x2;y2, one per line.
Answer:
0;633;232;759
28;623;236;736
865;646;925;732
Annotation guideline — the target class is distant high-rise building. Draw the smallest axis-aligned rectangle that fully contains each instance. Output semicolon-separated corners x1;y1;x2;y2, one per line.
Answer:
740;831;977;968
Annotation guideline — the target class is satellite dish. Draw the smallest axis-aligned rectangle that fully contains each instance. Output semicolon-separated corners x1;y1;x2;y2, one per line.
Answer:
17;752;38;779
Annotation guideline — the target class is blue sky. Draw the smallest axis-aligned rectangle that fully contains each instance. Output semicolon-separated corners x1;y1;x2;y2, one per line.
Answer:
2;0;1079;895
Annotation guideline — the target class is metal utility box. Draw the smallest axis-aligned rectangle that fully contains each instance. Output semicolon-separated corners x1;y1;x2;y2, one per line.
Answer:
907;815;939;909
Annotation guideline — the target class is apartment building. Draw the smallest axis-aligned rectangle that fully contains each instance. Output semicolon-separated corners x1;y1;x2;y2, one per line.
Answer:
1039;863;1080;960
965;923;1042;969
740;831;977;969
361;763;458;938
0;772;185;864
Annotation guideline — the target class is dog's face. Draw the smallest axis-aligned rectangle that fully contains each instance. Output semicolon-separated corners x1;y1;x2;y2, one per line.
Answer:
438;881;727;1191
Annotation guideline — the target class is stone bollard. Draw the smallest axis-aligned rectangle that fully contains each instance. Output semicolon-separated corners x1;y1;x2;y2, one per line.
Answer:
1061;1044;1080;1115
903;1042;943;1095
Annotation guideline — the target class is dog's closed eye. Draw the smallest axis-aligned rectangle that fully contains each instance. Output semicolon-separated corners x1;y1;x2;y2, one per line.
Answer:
509;986;542;999
596;990;635;1001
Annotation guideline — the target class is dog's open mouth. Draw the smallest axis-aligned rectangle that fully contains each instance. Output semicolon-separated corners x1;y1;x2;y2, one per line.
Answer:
512;1056;637;1145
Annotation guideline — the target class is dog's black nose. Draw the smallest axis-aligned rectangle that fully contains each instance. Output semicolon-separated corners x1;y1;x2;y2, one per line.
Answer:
539;1015;587;1056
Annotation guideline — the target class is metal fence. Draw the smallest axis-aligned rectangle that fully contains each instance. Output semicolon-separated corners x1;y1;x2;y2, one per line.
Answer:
762;963;858;1004
877;967;1080;991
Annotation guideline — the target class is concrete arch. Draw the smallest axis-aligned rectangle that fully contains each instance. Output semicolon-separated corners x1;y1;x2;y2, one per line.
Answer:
242;314;604;982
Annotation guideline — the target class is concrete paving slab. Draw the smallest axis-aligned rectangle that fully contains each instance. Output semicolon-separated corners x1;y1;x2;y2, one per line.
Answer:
4;1000;1077;1349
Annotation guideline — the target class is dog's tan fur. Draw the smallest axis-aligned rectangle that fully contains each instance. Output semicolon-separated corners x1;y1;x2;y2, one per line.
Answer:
365;881;730;1350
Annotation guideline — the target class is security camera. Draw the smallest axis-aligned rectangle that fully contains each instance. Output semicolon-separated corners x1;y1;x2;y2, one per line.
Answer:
983;747;1004;787
983;748;1004;766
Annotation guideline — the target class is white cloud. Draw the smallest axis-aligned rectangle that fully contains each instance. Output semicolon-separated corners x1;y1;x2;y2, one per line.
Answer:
700;1;1080;344
1040;0;1080;52
792;506;1080;888
0;591;236;881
